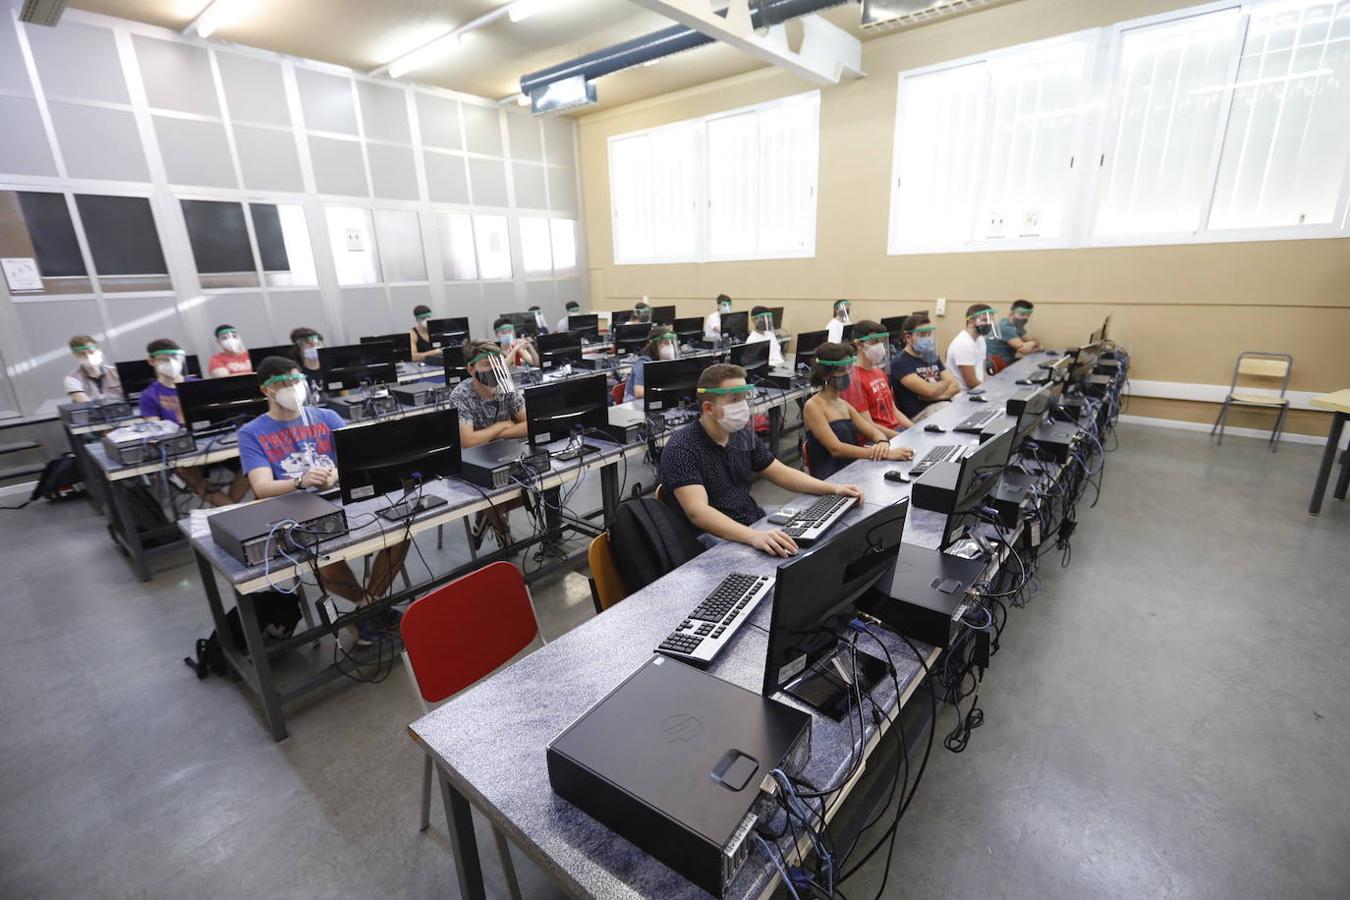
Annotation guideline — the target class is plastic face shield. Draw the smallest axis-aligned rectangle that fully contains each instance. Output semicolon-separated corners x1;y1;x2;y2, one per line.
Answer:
969;308;997;331
657;332;680;360
470;349;515;397
697;383;758;403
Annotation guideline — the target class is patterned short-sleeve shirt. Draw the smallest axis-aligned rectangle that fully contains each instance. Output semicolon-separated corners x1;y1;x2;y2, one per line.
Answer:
659;420;774;526
448;378;524;431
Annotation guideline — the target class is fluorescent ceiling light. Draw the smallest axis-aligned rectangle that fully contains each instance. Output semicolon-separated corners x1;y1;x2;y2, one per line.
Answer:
1189;67;1333;95
388;32;465;79
185;0;252;39
509;0;546;23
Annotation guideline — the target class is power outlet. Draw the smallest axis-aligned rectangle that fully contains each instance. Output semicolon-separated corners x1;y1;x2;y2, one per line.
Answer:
935;297;947;317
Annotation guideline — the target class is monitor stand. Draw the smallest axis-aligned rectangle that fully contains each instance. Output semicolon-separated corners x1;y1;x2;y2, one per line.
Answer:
782;642;888;721
554;443;601;462
377;494;448;521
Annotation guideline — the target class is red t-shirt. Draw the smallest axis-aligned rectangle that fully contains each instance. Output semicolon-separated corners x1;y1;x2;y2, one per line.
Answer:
841;364;902;431
208;351;253;376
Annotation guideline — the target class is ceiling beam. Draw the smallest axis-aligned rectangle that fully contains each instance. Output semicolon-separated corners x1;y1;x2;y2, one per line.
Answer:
624;0;863;85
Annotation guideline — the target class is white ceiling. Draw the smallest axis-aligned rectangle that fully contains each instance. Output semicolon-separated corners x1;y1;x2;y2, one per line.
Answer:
68;0;883;113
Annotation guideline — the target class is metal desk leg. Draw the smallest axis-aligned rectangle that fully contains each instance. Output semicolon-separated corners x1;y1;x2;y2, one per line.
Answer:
67;430;106;514
438;768;487;900
106;478;151;582
1335;418;1350;502
1309;412;1346;515
234;587;289;741
600;461;619;527
768;404;784;459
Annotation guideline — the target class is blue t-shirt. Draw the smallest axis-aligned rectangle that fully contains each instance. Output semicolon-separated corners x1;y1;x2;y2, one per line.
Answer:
238;407;347;480
890;350;947;420
985;317;1023;364
138;378;196;425
624;354;651;402
659;420;774;527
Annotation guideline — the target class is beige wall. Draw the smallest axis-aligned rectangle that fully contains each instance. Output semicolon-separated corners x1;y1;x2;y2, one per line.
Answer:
576;0;1350;436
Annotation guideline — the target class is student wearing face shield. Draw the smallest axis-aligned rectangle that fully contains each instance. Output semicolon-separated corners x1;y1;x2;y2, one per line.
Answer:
557;300;582;334
704;294;733;341
946;304;996;390
826;298;852;344
891;315;961;422
409;305;442;364
448;341;528;546
633;301;653;325
746;306;785;367
63;334;122;402
238;357;409;646
840;320;912;438
492;317;540;369
528;305;550;336
290;327;325;374
802;343;915;479
986;299;1040;373
208;324;253;377
659;363;864;558
624;326;678;401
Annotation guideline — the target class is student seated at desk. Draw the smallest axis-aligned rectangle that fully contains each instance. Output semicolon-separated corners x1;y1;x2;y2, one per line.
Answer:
659;363;863;558
625;326;677;401
746;306;784;367
840;320;912;438
632;301;652;325
985;299;1040;373
63;334;122;402
826;298;852;344
208;324;253;377
448;341;525;547
140;338;247;507
238;357;409;646
290;327;325;376
528;305;550;336
803;343;914;478
892;315;961;423
946;304;996;391
493;318;539;369
557;300;581;335
704;294;732;341
409;305;441;364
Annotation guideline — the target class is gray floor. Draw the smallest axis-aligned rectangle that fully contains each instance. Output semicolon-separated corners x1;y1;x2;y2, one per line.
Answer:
1;423;1347;899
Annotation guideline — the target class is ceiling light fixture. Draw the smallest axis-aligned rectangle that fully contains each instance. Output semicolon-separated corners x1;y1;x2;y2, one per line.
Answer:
373;0;549;79
508;0;546;23
183;0;250;39
387;32;465;79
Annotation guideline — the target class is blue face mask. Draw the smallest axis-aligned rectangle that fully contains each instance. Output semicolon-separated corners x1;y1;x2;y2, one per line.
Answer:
914;337;936;360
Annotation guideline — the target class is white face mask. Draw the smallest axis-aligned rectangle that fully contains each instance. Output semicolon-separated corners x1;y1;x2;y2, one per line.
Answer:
718;399;751;433
274;382;308;412
155;356;184;379
658;343;676;361
80;350;104;373
497;331;515;348
220;336;243;354
302;345;320;362
719;304;732;315
864;342;887;366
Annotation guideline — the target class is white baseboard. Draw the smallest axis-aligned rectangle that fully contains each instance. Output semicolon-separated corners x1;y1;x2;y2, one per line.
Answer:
0;480;35;500
1127;379;1329;411
1118;413;1347;449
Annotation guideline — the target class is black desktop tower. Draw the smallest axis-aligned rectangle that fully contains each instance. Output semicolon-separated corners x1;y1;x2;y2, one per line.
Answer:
910;461;961;515
207;491;349;567
860;544;989;649
326;393;400;421
390;382;451;407
547;656;812;897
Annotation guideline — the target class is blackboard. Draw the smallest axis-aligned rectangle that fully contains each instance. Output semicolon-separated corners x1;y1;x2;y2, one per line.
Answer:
249;204;292;273
16;191;86;278
74;195;168;276
180;199;253;274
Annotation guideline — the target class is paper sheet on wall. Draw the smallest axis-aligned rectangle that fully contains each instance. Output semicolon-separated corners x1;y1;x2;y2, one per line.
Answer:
1;258;43;292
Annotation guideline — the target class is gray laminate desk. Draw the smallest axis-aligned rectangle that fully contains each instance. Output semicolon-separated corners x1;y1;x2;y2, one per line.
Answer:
409;353;1073;900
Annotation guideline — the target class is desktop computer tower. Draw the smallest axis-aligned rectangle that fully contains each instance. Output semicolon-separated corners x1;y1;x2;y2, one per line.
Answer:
208;491;349;567
325;393;400;421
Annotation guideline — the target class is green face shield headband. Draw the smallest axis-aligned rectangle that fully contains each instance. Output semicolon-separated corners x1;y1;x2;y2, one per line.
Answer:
72;343;98;353
856;332;890;343
969;307;997;321
416;312;432;321
697;384;755;396
816;356;857;367
150;349;185;358
214;328;237;338
468;350;503;366
262;373;306;388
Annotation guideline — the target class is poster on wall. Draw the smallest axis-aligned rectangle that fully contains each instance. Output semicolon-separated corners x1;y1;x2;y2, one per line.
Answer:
1;258;43;292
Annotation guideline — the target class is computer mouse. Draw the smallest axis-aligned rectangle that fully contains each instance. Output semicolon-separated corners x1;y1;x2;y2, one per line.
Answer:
924;424;945;433
1015;379;1033;386
969;395;987;403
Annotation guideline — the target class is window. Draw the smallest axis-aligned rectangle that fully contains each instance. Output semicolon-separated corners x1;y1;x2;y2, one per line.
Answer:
181;199;318;289
437;212;477;281
886;0;1350;253
609;93;819;264
0;191;92;295
253;204;317;287
519;217;553;275
74;195;171;292
324;206;380;285
472;215;512;280
372;209;427;282
550;219;578;272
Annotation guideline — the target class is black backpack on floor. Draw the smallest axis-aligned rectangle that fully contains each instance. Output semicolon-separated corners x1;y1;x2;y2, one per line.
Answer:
184;591;304;679
608;497;706;593
1;453;83;509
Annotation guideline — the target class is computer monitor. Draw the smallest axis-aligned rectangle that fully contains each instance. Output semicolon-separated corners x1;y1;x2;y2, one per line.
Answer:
719;311;749;342
841;323;855;342
730;341;770;378
763;307;785;330
566;314;600;340
505;311;540;338
673;316;704;343
317;342;397;391
441;343;468;385
616;322;653;357
523;372;608;448
761;500;908;718
642;353;717;413
611;309;634;328
537;332;584;370
793;330;828;369
361;333;415;364
115;356;203;398
428;317;470;349
940;423;1017;549
880;316;907;346
333;409;461;511
248;345;297;371
177;375;268;435
650;304;676;325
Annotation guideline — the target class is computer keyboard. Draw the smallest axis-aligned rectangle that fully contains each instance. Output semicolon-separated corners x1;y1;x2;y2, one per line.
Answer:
953;408;1005;434
909;443;966;476
656;573;775;667
780;494;855;545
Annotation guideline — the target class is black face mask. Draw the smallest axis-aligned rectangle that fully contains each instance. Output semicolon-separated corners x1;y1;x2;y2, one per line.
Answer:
473;368;499;387
832;373;852;392
975;323;993;336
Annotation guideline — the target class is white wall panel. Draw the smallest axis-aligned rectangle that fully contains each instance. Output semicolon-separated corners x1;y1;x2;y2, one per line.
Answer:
0;97;57;177
217;52;291;127
133;35;218;115
24;21;128;104
48;103;149;182
155;116;236;188
296;68;358;135
234;125;304;192
309;136;368;196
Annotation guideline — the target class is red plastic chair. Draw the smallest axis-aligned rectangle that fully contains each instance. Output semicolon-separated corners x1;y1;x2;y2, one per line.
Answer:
401;561;542;899
611;381;626;404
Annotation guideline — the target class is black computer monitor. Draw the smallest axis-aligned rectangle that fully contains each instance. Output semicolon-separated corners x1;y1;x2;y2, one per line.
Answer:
505;311;540;338
428;317;470;349
333;409;461;510
719;311;749;342
537;332;584;370
940;423;1017;548
611;309;634;328
793;329;828;369
115;356;203;398
566;314;599;340
317;343;397;391
361;333;415;364
442;343;467;386
616;322;653;357
523;373;608;448
650;304;676;325
643;354;717;413
841;323;855;342
761;500;908;718
730;341;770;378
673;316;704;343
177;374;268;435
880;316;907;342
248;345;297;371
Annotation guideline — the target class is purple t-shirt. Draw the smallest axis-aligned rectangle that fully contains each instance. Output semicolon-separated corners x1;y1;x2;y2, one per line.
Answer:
237;408;347;480
138;378;193;425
